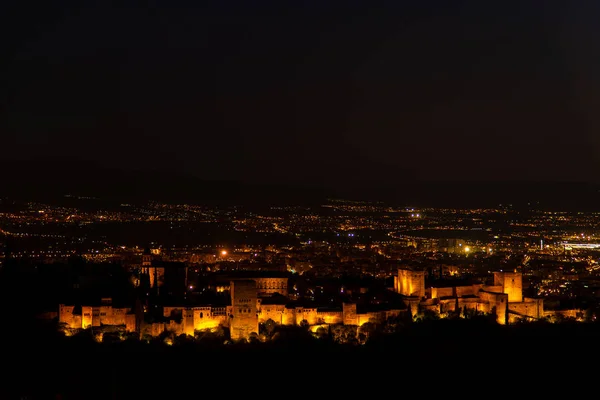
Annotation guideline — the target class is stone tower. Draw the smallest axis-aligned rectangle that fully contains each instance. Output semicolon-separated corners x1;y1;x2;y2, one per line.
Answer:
396;268;426;299
229;280;259;341
493;271;523;303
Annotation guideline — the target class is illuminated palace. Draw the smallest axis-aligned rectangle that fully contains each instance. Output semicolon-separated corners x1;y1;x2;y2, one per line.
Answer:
58;270;578;341
395;269;577;324
58;277;406;341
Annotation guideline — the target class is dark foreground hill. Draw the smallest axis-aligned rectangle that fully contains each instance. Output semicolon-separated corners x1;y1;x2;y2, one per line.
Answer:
2;314;599;399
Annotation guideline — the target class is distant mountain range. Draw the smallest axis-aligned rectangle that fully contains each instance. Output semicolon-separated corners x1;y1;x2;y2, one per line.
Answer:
1;158;599;210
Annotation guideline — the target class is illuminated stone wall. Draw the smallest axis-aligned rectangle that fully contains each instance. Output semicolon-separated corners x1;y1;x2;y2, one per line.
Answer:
230;280;259;340
431;287;454;299
82;306;93;328
58;304;137;332
456;297;480;312
275;307;344;325
162;306;228;335
396;269;425;298
439;298;459;313
456;285;482;297
193;307;226;331
507;298;544;322
183;309;195;336
482;285;503;294
291;307;319;325
493;272;523;303
316;310;343;325
405;298;421;317
141;322;167;337
125;314;136;332
168;319;184;335
432;285;485;300
258;304;286;324
478;291;508;324
343;303;357;325
419;299;440;314
58;305;80;328
282;308;296;325
254;277;288;297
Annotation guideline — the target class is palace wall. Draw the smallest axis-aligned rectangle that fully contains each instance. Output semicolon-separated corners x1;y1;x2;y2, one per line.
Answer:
343;303;357;325
432;285;483;300
317;310;343;325
255;277;288;297
258;304;286;324
456;285;483;297
58;304;137;332
431;287;454;299
478;291;508;324
507;298;544;322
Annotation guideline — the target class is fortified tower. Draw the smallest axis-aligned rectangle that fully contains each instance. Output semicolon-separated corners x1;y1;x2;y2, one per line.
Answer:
395;268;426;299
229;280;259;340
493;271;523;303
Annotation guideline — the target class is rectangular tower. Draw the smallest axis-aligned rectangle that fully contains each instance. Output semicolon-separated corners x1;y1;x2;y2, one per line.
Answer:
229;280;259;341
396;268;425;298
493;271;523;303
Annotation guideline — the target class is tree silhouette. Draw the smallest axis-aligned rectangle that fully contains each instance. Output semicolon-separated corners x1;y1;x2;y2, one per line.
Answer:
259;318;277;339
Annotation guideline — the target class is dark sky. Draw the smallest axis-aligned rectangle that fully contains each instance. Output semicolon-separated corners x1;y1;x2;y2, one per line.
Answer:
3;0;600;191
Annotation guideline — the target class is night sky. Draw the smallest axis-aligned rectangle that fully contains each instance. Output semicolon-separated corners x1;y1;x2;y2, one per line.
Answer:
3;1;600;193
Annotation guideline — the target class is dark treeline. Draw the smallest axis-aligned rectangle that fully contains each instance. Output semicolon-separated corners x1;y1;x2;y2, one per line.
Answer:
3;308;600;399
2;257;599;398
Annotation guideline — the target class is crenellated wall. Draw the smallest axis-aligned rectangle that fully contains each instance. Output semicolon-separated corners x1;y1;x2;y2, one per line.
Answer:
258;304;286;324
478;290;508;324
58;303;137;332
290;307;319;325
431;287;454;299
343;303;357;325
317;310;343;325
431;285;485;300
162;306;229;335
508;298;544;322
